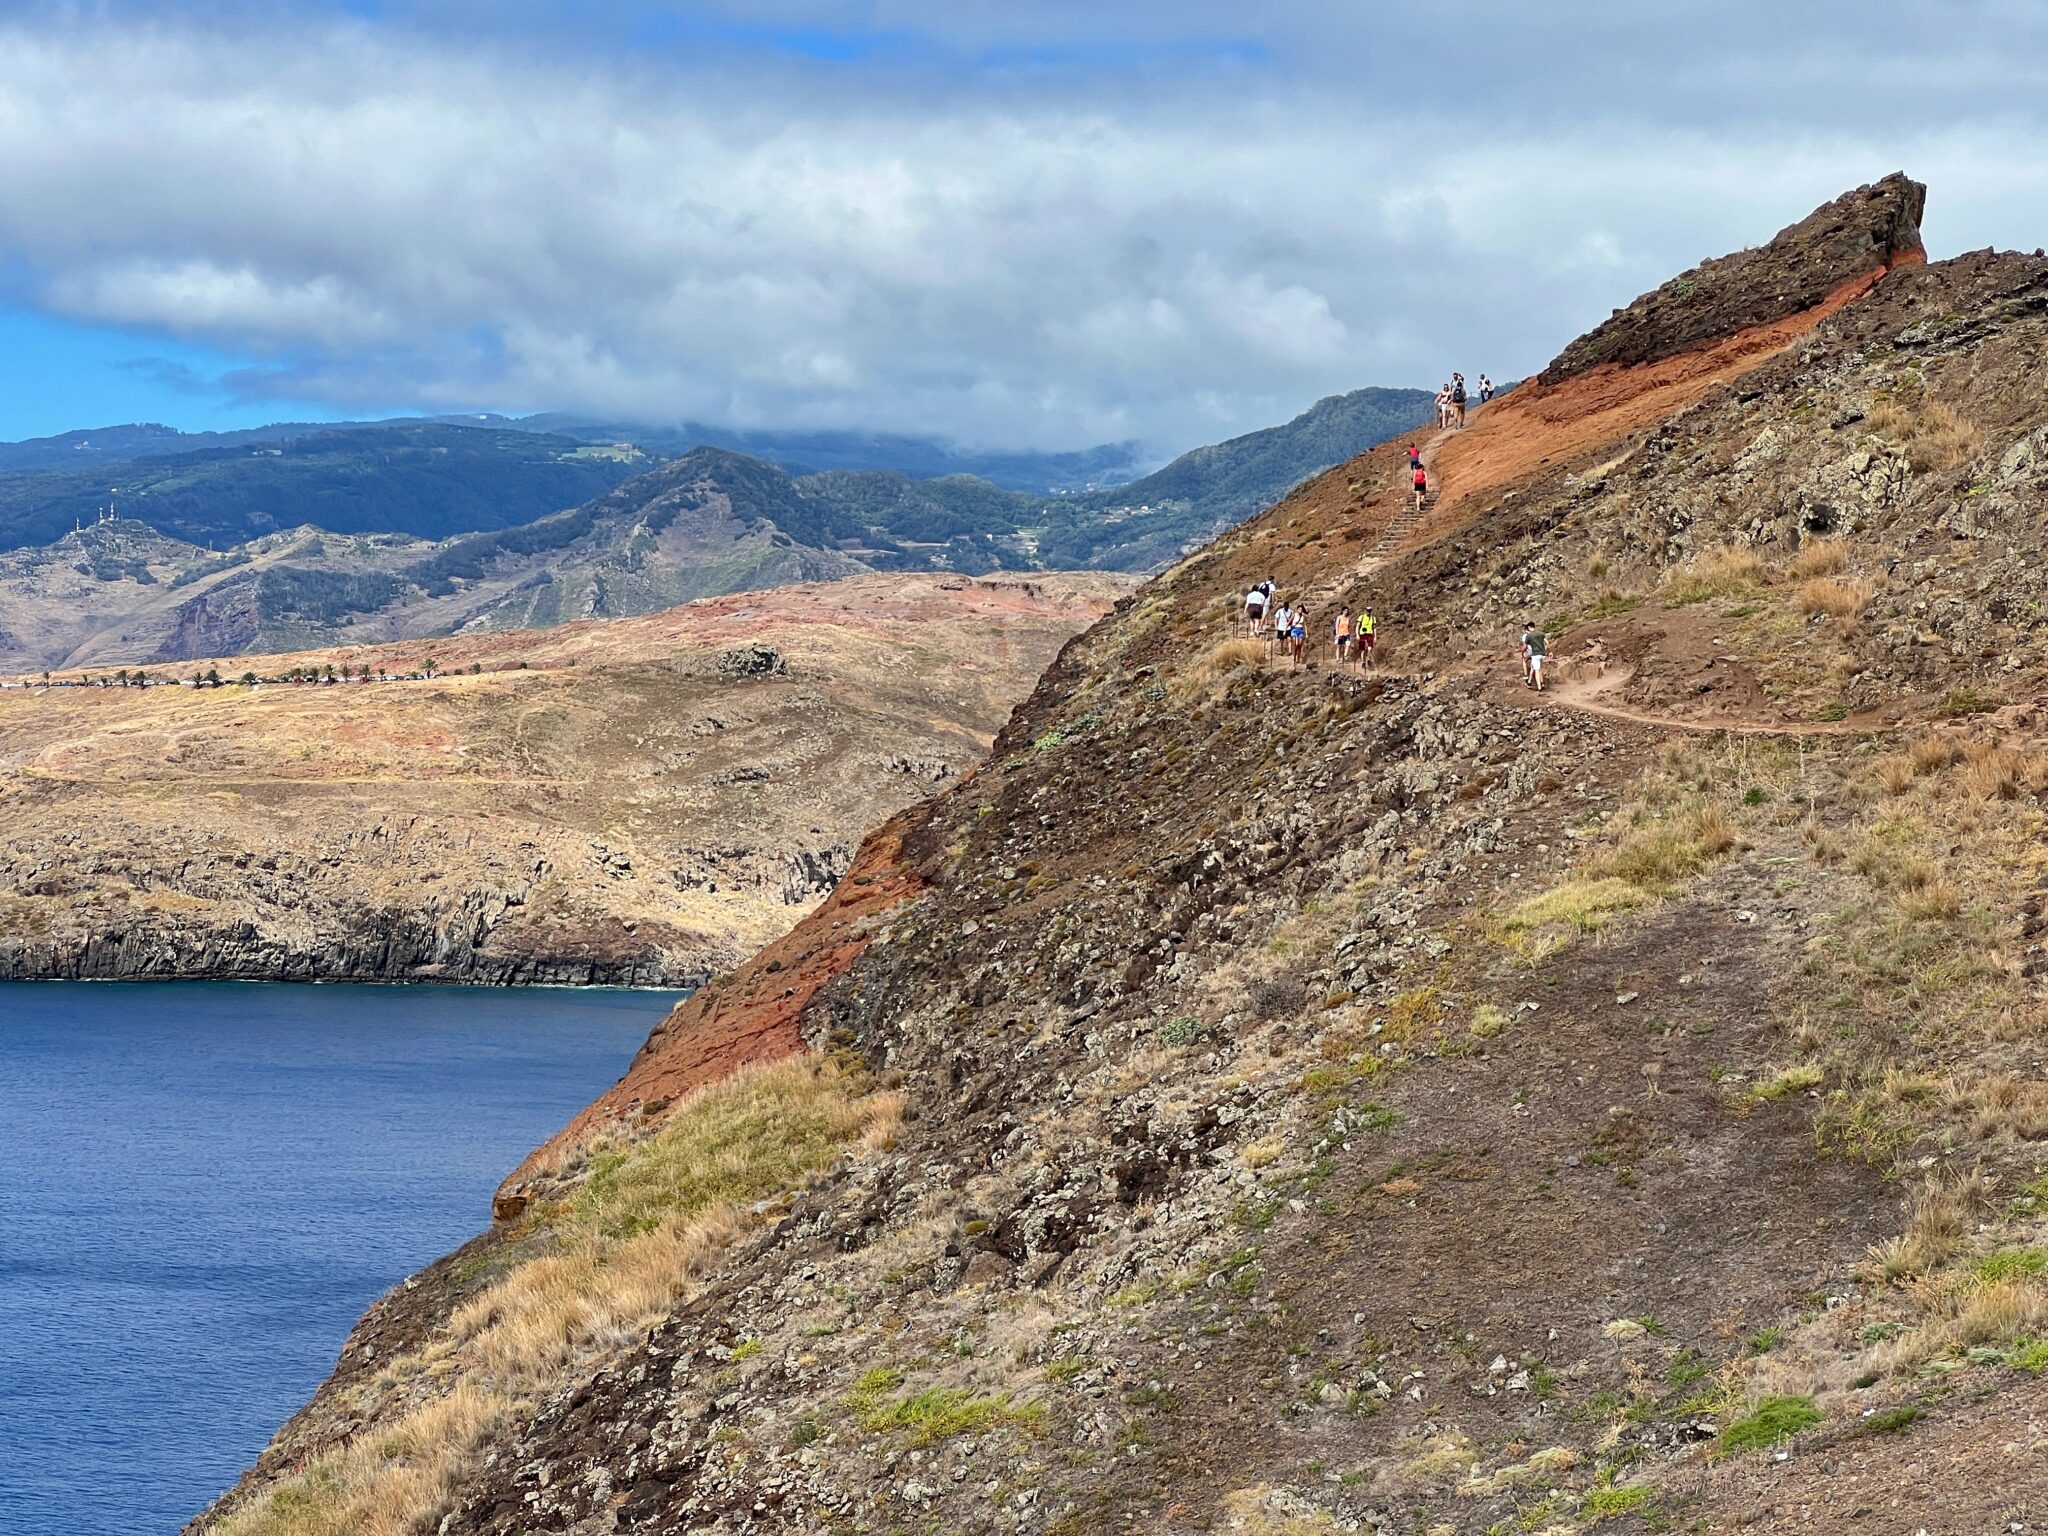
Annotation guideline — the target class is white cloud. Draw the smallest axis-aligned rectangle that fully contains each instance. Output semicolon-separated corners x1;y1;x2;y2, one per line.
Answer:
0;12;2043;450
48;261;401;348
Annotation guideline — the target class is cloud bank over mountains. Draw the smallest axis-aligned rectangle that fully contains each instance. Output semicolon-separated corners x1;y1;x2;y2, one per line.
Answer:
0;3;2043;450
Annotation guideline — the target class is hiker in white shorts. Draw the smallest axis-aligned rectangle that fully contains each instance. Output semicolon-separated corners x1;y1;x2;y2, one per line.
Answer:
1520;622;1547;692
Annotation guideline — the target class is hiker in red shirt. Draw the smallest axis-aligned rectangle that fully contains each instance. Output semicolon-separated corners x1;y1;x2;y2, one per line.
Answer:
1412;462;1427;513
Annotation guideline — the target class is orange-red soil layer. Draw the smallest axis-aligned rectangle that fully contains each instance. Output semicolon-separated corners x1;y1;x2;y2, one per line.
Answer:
494;812;922;1214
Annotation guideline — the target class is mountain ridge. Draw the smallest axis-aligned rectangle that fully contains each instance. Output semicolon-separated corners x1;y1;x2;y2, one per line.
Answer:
0;413;1146;493
0;391;1434;670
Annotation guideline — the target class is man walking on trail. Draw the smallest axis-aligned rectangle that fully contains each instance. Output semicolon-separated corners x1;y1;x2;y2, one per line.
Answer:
1357;606;1377;670
1452;373;1468;428
1332;608;1351;665
1520;621;1547;691
1244;583;1269;636
1479;374;1494;404
1272;600;1291;652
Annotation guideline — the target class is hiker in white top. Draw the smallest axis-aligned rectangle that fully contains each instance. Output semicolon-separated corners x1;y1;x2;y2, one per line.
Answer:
1244;585;1268;635
1271;602;1291;651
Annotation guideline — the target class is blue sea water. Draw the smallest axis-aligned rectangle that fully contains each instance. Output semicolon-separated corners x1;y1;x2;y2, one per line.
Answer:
0;981;678;1536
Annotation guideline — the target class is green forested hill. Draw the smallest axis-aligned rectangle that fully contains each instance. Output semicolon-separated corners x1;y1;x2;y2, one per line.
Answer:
0;424;645;551
1033;387;1436;568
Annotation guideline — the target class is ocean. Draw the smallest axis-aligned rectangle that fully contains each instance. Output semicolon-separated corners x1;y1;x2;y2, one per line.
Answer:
0;981;677;1536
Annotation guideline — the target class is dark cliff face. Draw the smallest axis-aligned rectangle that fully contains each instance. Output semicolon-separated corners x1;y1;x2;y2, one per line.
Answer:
195;182;2048;1536
1539;172;1928;384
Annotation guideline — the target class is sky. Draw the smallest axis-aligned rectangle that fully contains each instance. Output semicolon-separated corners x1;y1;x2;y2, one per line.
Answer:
0;2;2045;455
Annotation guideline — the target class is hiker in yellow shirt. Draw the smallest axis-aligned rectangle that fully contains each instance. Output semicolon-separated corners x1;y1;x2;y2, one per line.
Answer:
1356;606;1377;671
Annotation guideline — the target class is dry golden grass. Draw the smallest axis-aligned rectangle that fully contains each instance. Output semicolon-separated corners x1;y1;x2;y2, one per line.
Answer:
1788;539;1849;580
1873;755;1916;796
1873;1260;2048;1373
1961;1076;2048;1142
1954;744;2048;802
1218;1487;1346;1534
1175;635;1266;702
213;1057;900;1536
1501;877;1653;943
1868;397;1984;473
1240;1139;1286;1170
1909;734;1961;776
1899;877;1964;921
208;1385;507;1536
1401;1430;1479;1483
1954;1278;2048;1345
1796;576;1877;619
1864;1169;1987;1282
1661;545;1767;604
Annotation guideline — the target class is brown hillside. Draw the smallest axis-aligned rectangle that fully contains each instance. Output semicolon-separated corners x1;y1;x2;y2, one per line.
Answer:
196;179;2048;1536
1;571;1127;984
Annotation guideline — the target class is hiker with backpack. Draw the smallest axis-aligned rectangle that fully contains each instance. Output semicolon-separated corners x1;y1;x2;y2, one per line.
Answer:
1452;373;1468;428
1412;460;1428;513
1357;605;1377;671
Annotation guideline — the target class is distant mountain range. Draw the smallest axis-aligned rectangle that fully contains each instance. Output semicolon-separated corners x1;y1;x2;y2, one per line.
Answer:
0;387;1434;670
0;413;1145;493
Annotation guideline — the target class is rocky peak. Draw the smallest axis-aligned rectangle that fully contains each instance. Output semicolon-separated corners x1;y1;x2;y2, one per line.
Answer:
1539;172;1927;383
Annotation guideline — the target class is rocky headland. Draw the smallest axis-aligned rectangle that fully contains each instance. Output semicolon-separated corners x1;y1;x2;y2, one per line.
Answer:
0;571;1129;985
195;175;2048;1535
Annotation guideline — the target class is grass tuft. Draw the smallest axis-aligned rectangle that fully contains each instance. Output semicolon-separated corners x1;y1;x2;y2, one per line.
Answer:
1867;397;1983;472
852;1384;1043;1446
1717;1394;1821;1455
1176;637;1266;702
1788;539;1849;580
1796;576;1876;619
1662;545;1766;604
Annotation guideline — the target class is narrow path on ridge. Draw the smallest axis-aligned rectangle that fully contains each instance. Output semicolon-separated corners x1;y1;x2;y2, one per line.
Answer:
1248;650;1900;740
1492;666;1896;737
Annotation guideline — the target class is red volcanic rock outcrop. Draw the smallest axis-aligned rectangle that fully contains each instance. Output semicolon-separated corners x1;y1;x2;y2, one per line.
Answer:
493;812;925;1216
1539;171;1926;383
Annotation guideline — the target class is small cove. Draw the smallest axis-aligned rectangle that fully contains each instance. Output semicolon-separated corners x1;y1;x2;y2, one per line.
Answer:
0;980;678;1536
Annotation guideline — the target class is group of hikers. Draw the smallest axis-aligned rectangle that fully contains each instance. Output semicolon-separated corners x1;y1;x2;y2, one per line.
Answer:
1229;367;1557;686
1241;581;1377;672
1434;371;1492;430
1239;580;1550;691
